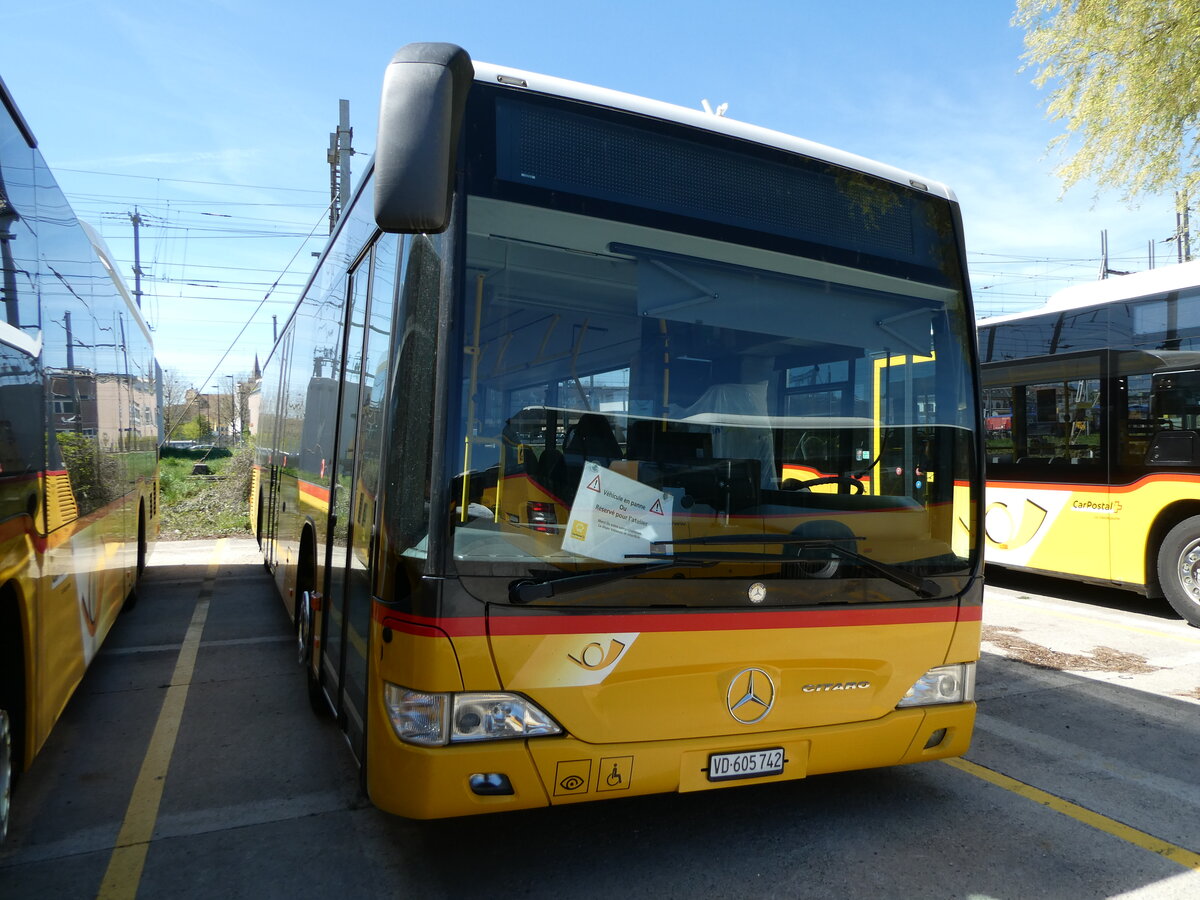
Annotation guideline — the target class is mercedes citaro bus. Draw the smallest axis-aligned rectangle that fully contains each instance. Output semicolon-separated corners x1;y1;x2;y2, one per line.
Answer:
981;260;1200;627
1;75;158;840
252;43;984;819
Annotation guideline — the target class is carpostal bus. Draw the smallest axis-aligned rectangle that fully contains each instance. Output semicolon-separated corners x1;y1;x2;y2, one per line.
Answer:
252;43;984;819
980;259;1200;627
1;76;159;838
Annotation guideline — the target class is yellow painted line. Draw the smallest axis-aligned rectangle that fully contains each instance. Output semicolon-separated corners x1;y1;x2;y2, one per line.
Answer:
97;539;227;900
985;594;1200;646
944;757;1200;870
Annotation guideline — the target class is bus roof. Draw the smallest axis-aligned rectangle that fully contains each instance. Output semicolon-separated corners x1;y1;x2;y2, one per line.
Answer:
978;259;1200;327
471;60;957;203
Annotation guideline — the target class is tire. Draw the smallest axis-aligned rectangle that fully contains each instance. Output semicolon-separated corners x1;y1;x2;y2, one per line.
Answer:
124;508;146;613
297;589;329;717
136;506;148;577
1157;515;1200;627
1;708;12;842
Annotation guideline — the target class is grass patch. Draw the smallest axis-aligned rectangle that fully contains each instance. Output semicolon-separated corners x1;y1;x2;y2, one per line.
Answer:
159;447;254;540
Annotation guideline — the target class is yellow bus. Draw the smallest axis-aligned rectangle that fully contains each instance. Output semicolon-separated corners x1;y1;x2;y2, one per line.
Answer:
252;43;983;819
980;260;1200;627
0;76;159;838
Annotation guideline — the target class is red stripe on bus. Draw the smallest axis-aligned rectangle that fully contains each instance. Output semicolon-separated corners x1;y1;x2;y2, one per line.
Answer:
377;603;978;638
378;616;452;639
989;472;1200;493
1110;473;1200;493
298;480;331;502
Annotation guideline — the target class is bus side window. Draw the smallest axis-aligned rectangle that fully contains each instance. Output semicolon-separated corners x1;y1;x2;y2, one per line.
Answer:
1123;373;1154;465
1017;379;1102;465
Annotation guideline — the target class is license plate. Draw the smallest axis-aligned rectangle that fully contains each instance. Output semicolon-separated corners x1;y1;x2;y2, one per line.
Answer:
707;747;785;782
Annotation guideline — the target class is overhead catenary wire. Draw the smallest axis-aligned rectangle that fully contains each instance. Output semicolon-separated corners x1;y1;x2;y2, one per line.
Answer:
159;199;335;443
57;167;328;194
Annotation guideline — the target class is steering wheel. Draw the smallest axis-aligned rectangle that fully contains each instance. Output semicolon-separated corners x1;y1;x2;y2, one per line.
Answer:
783;475;864;494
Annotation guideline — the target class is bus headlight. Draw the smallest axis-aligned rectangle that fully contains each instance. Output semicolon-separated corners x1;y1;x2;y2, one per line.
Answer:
385;684;562;745
896;663;975;708
384;686;448;745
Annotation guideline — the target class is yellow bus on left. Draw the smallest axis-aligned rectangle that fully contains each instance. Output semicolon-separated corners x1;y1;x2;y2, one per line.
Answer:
0;75;159;840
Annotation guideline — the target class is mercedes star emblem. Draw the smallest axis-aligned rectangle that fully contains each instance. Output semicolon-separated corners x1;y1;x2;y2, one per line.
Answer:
726;667;776;724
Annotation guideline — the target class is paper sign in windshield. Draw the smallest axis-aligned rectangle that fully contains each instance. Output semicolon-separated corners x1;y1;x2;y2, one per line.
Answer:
562;462;674;562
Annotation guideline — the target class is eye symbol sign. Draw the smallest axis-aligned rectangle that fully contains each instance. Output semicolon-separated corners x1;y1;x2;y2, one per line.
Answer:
568;639;626;670
553;759;592;796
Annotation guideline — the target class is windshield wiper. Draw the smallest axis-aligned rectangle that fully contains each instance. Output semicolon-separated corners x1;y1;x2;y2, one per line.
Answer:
509;559;717;604
642;535;941;599
508;536;940;603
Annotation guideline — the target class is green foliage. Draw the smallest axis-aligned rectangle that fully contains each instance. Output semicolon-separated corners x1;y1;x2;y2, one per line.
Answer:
159;444;254;539
56;431;119;514
173;418;202;441
1014;1;1200;208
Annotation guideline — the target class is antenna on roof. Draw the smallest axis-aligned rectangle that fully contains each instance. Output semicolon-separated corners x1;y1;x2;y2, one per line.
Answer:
700;99;728;117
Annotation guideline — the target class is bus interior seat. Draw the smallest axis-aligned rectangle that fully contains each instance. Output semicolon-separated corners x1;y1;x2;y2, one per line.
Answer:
538;414;622;503
533;446;566;500
501;419;538;477
563;414;622;465
794;433;825;462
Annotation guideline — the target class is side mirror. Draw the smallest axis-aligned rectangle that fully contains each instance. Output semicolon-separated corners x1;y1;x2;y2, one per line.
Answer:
373;43;474;234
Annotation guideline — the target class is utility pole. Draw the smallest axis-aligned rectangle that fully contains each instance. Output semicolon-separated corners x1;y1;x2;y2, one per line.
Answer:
64;311;82;434
328;100;354;232
1177;191;1193;263
227;374;238;442
211;382;221;447
129;207;144;308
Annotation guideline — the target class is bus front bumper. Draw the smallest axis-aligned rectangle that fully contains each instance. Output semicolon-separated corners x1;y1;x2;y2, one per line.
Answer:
365;702;975;819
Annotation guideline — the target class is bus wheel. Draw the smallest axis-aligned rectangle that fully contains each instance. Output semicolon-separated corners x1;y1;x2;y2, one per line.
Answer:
297;589;314;667
136;505;148;577
1157;516;1200;627
1;708;11;842
297;591;329;717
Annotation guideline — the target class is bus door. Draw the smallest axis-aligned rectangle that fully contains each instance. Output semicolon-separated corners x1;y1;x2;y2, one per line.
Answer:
984;352;1109;578
320;237;397;759
872;354;937;499
262;328;293;568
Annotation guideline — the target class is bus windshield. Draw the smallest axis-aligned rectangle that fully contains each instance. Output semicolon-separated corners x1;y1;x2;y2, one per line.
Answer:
440;86;978;605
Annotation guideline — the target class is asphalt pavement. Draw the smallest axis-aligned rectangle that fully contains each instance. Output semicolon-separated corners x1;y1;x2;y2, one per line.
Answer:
1;539;1198;899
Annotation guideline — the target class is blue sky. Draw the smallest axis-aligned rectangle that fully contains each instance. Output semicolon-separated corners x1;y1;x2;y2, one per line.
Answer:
5;0;1180;387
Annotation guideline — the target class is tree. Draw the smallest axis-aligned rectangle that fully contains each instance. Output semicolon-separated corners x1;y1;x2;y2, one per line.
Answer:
196;414;214;441
1014;1;1200;206
175;417;203;441
161;368;195;440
